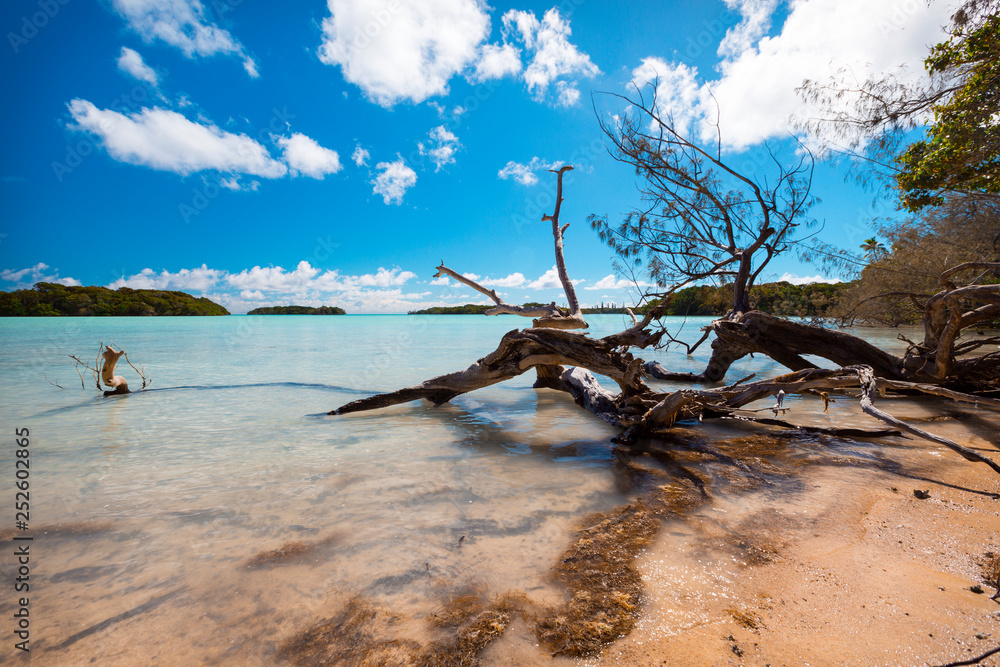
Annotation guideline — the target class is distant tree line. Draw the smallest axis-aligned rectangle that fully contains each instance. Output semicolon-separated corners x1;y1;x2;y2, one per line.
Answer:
247;305;346;315
0;282;230;316
409;282;853;317
637;280;852;317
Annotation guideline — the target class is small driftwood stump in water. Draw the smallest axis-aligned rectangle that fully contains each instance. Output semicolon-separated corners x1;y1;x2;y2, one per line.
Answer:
100;346;129;395
69;342;150;395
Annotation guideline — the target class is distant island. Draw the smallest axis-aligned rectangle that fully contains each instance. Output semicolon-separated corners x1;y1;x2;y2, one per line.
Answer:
247;305;346;315
408;281;853;318
409;304;495;315
0;282;229;316
411;302;637;315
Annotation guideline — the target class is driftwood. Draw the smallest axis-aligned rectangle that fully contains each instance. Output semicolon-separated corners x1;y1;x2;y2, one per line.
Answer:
69;342;150;395
332;168;1000;477
101;347;128;394
434;166;586;331
331;323;1000;473
326;167;1000;663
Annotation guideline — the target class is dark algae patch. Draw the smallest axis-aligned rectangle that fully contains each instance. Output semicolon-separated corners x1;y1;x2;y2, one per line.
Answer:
421;591;529;666
246;534;340;568
535;474;706;657
277;596;419;666
246;541;312;567
276;591;528;666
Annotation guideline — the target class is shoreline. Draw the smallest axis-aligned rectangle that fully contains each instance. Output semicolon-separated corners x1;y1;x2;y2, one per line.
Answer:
586;431;1000;666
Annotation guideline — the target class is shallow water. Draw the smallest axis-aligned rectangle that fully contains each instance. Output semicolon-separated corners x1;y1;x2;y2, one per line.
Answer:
0;315;995;664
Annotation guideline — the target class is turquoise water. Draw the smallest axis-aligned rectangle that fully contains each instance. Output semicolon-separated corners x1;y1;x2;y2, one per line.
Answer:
0;315;965;664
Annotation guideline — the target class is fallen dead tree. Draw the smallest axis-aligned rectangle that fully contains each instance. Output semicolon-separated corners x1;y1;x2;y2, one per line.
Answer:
332;167;999;474
328;166;999;660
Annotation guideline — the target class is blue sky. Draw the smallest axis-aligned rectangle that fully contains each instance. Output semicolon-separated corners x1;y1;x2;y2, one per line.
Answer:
0;0;952;313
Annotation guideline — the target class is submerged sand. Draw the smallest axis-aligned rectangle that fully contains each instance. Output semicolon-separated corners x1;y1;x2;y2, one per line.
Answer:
13;402;1000;666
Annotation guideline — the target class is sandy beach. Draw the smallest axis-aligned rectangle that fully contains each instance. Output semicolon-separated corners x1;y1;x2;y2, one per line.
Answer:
588;426;1000;666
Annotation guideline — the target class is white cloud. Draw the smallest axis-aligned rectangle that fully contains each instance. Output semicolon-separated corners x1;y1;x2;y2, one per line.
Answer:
584;275;651;291
68;100;287;178
108;264;225;291
117;47;159;87
501;8;599;104
326;266;417;288
111;0;258;76
527;266;574;290
717;0;780;59
276;133;342;179
554;81;580;107
461;272;480;280
226;260;320;292
219;175;259;191
430;275;450;285
630;58;711;142
242;57;259;78
109;262;424;313
497;156;563;186
426;125;460;171
318;0;490;107
0;263;80;289
371;158;417;204
352;146;370;166
480;272;526;288
777;273;841;285
629;0;952;152
472;41;522;81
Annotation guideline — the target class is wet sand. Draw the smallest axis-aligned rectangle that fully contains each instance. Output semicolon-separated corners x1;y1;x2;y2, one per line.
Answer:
578;428;1000;667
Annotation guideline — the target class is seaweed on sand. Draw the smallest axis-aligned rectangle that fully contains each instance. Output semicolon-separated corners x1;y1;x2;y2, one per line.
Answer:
421;590;529;667
277;596;419;666
535;474;706;657
246;534;340;568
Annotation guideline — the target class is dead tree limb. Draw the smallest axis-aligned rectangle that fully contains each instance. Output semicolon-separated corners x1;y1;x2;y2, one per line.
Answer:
430;167;586;331
538;165;587;330
854;365;1000;474
331;328;646;416
433;264;565;320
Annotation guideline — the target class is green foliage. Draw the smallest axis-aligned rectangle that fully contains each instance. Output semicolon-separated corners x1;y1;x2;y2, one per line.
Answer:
410;284;851;318
0;283;230;316
897;8;1000;210
639;281;854;318
247;305;346;315
840;194;999;325
408;304;495;314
